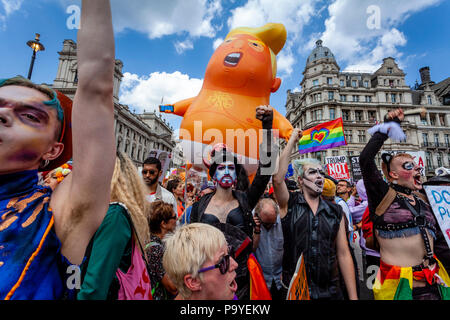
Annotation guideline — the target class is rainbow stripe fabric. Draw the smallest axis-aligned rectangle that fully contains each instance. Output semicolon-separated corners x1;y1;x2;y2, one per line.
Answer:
373;258;450;300
298;117;347;154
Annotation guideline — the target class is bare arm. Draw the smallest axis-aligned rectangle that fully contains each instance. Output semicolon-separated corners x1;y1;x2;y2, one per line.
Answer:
336;218;358;300
52;0;116;264
272;128;301;218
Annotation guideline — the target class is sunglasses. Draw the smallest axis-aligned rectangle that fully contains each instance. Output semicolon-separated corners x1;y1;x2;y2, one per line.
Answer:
198;246;234;275
142;169;158;175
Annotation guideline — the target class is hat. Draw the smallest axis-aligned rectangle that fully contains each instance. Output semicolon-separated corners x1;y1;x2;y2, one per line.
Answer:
44;90;72;171
200;181;216;192
322;178;336;198
423;174;450;186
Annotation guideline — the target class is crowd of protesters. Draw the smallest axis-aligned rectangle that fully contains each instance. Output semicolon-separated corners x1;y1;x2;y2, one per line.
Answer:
1;0;450;302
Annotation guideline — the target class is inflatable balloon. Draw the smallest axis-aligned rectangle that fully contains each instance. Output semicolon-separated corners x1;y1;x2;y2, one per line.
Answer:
161;23;293;175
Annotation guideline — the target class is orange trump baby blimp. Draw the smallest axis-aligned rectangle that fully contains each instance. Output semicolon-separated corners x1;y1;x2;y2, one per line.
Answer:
161;23;293;174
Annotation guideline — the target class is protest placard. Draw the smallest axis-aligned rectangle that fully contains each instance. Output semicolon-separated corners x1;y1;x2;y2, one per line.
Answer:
325;155;350;180
424;185;450;248
286;254;310;300
349;155;362;182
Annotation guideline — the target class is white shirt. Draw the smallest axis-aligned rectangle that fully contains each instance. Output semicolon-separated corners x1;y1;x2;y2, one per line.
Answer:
146;184;177;214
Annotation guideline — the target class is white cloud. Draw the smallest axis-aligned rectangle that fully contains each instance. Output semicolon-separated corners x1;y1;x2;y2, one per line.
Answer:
226;0;320;76
174;39;194;54
314;0;442;72
0;0;23;28
119;71;203;115
212;37;224;50
110;0;222;39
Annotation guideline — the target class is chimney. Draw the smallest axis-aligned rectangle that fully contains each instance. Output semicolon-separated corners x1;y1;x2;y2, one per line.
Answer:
419;66;431;84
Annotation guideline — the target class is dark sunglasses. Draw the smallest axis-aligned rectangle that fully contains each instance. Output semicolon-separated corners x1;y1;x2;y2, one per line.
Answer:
166;214;177;221
198;246;234;275
142;169;158;175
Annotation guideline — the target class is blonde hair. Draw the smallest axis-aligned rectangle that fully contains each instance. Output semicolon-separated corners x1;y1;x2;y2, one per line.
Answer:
162;223;227;299
110;152;150;246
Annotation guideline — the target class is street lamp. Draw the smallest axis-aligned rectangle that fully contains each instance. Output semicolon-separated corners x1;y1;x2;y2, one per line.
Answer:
26;33;45;80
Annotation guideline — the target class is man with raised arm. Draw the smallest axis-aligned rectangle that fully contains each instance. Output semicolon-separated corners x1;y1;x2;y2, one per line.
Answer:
0;0;115;299
272;129;358;300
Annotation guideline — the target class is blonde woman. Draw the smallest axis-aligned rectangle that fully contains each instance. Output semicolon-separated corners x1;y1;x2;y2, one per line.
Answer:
78;152;151;300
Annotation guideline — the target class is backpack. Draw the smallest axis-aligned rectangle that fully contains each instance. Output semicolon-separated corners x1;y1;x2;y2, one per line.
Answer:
362;188;428;251
144;241;170;300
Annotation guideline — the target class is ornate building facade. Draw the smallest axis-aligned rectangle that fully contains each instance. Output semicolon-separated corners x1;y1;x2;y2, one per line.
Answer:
285;40;450;179
50;40;176;168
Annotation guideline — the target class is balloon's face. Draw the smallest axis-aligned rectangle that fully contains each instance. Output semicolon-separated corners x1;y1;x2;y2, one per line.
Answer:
204;33;274;96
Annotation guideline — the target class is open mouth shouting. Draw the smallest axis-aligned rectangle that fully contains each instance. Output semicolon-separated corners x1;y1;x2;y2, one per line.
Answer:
224;52;242;67
229;276;237;294
414;173;422;187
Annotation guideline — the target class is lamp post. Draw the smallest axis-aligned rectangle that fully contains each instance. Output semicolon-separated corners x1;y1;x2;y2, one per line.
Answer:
26;33;45;80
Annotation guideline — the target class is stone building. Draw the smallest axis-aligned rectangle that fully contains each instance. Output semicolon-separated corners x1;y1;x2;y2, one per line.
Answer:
285;40;450;179
50;39;176;168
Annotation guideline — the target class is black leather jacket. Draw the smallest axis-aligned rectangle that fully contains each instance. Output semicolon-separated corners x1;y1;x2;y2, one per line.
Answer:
282;192;344;300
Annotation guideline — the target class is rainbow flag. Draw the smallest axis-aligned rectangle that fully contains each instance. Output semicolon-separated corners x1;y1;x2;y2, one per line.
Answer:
298;117;346;154
373;258;450;300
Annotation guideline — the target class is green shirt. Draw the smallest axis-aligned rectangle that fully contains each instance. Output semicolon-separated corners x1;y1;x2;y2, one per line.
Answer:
77;204;132;300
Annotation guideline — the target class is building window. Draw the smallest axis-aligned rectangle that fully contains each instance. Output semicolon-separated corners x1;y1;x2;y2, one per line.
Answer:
399;93;402;103
426;152;432;168
384;79;387;86
342;110;350;121
74;70;78;84
312;109;323;121
332;150;339;156
328;91;334;100
340;79;345;87
368;111;377;122
423;133;429;146
365;95;372;102
389;80;394;87
358;130;366;143
329;108;336;120
427;95;432;105
430;114;436;126
119;124;122;133
391;94;396;103
355;110;363;121
345;130;353;143
387;67;393;74
439;114;445;126
327;77;333;85
445;134;450;147
352;95;359;102
397;79;400;85
340;94;347;102
437;153;443;167
435;133;440;146
313;79;319;87
421;115;428;125
352;80;357;87
364;80;369;88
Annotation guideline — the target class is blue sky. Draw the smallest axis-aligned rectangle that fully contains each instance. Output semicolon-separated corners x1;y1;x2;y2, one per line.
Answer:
1;0;449;132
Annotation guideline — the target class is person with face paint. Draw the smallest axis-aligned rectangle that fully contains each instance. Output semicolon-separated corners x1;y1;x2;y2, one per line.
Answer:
0;0;115;300
360;108;450;300
273;128;358;300
189;105;275;299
